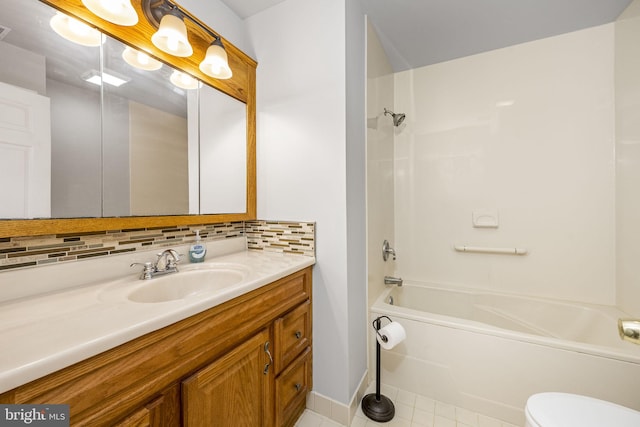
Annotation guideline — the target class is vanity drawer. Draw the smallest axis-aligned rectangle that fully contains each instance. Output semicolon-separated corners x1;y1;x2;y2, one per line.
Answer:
275;347;312;427
274;300;311;373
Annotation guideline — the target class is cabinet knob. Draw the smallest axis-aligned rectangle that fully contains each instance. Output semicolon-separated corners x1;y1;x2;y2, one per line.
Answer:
295;331;302;339
295;383;302;391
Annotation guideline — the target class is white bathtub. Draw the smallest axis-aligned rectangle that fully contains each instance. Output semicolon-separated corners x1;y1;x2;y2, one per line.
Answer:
371;282;640;425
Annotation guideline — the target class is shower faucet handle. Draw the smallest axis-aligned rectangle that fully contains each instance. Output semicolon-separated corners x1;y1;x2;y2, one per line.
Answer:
382;240;396;261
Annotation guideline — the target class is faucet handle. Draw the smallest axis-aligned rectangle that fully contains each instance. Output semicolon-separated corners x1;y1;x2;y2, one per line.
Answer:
382;240;397;261
166;252;182;269
168;249;181;261
131;262;155;280
156;249;182;268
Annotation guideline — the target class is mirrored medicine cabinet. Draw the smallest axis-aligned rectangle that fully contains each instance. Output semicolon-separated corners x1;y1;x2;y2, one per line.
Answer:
0;0;257;237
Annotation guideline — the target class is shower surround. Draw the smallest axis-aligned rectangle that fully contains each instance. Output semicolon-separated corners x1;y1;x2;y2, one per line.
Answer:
366;3;640;425
393;23;617;307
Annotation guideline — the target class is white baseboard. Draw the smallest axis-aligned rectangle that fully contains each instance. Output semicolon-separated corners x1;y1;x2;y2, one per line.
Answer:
306;371;368;426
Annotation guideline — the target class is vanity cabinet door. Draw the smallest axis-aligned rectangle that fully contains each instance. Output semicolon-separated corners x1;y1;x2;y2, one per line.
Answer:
181;329;274;427
113;385;180;427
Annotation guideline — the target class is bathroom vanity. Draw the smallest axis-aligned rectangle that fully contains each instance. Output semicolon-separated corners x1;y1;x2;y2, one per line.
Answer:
0;1;318;423
0;242;314;427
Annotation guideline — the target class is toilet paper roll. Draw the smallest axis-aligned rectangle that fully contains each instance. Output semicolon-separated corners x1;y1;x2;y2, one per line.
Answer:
377;321;406;350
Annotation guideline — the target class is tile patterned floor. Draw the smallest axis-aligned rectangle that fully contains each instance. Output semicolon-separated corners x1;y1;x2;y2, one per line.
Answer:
295;384;521;427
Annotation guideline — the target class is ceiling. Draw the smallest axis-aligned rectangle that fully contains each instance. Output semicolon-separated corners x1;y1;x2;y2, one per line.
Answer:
221;0;286;20
221;0;633;72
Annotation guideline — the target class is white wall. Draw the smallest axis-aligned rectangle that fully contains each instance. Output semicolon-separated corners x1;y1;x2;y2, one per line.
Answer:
345;0;368;401
366;22;395;310
177;0;253;59
48;79;102;218
246;0;367;405
129;101;189;216
0;41;46;95
393;24;617;305
616;0;640;316
365;21;395;386
199;86;247;214
102;92;131;217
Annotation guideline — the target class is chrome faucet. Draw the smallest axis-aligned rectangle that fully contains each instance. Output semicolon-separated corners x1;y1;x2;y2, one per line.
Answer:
384;276;403;286
131;249;182;280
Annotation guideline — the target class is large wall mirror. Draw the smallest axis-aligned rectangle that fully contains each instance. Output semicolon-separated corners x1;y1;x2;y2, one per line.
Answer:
0;0;256;236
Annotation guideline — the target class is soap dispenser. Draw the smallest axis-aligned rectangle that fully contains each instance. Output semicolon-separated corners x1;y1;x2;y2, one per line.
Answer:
189;230;207;263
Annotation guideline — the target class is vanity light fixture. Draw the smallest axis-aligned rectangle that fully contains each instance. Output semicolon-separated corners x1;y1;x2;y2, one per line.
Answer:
50;12;104;47
81;0;138;26
150;10;193;57
142;0;232;79
122;46;162;71
199;38;232;79
170;70;199;90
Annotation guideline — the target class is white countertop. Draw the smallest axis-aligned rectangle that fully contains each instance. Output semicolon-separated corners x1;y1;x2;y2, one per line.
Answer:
0;238;315;394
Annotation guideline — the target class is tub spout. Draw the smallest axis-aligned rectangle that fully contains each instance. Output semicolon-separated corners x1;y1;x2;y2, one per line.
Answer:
384;276;403;286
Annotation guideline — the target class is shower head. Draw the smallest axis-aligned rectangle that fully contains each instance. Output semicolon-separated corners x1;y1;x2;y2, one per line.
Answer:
384;108;406;127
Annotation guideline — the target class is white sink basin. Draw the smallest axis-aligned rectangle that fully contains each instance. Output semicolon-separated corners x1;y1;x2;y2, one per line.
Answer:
101;263;251;304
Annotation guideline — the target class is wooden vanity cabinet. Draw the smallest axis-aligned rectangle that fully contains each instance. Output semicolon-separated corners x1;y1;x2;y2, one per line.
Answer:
182;329;273;427
113;387;180;427
0;266;313;427
275;348;312;427
274;299;313;427
113;384;181;427
274;300;311;373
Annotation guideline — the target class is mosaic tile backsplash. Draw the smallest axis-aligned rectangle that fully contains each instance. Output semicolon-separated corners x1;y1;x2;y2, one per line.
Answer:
246;221;315;256
0;220;315;272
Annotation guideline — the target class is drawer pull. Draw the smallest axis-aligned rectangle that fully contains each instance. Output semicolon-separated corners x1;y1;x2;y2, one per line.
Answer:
263;341;273;375
295;331;302;339
294;383;302;391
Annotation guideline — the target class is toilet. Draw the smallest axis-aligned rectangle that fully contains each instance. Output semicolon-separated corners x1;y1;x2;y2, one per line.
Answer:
525;392;640;427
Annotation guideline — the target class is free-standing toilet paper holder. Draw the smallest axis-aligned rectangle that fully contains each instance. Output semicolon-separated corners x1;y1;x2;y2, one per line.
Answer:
362;315;395;422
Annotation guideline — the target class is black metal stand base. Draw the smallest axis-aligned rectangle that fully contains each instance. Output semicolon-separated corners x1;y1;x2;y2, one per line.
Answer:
361;393;395;422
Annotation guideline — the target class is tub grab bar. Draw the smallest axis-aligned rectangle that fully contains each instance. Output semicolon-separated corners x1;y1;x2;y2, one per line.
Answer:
454;245;528;255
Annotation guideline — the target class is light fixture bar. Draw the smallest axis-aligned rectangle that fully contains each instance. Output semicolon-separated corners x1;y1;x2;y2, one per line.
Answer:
141;0;232;79
142;0;222;42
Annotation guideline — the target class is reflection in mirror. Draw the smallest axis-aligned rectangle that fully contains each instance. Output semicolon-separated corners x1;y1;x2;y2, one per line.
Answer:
0;0;102;219
0;0;249;220
0;0;191;218
47;30;103;218
199;85;247;214
102;35;190;217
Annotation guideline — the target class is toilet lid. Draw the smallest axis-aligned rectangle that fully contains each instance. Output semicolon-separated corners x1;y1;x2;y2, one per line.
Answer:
526;393;640;427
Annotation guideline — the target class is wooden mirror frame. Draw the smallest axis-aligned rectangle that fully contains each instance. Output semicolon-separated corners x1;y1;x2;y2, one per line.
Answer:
0;0;256;238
